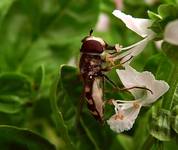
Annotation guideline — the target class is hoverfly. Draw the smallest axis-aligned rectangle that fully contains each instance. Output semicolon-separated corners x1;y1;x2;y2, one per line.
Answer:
79;30;119;123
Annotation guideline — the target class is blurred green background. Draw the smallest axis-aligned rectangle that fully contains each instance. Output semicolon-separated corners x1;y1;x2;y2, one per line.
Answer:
0;0;178;150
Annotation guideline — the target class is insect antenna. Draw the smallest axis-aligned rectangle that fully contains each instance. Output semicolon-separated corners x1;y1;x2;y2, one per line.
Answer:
89;29;93;36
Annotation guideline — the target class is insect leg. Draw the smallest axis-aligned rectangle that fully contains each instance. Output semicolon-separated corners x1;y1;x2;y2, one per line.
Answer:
101;73;153;94
102;74;118;88
105;85;153;94
120;86;153;94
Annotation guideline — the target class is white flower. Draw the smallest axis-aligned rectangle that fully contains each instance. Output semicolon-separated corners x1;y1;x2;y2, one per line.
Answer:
107;100;141;133
107;65;169;133
112;10;155;65
164;20;178;46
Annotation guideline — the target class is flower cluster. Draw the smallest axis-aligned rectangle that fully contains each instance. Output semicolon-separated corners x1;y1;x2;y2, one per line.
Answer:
107;10;170;133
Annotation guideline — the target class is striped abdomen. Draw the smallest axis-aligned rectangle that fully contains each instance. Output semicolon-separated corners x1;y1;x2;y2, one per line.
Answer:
84;77;104;122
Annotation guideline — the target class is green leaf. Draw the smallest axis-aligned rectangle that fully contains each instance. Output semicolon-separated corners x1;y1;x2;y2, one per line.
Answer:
144;53;165;75
50;69;75;150
155;54;173;82
158;4;178;19
48;0;100;40
0;0;15;24
163;139;178;150
0;73;32;97
0;95;24;114
60;65;82;106
33;65;45;91
117;134;133;150
0;125;56;150
150;109;171;141
171;105;178;134
162;42;178;64
161;65;178;110
0;95;23;114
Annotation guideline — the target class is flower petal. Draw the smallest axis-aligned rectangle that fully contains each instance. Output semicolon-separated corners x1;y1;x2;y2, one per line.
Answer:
112;10;153;37
107;100;141;133
164;20;178;45
116;66;169;105
113;36;152;65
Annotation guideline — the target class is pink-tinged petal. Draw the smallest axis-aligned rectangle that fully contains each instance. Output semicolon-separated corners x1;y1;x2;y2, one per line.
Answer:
95;13;110;32
107;100;141;133
164;20;178;45
116;66;169;104
114;0;123;10
112;10;153;37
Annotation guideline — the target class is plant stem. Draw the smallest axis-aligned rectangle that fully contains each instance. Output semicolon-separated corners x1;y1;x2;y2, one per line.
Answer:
141;135;156;150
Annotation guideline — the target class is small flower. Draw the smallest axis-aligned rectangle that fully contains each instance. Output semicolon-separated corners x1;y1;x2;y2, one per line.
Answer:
107;100;142;133
164;20;178;46
107;65;169;133
112;10;155;65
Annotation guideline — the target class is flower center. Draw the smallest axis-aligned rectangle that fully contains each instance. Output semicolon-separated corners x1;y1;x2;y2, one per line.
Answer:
114;112;124;120
133;102;140;109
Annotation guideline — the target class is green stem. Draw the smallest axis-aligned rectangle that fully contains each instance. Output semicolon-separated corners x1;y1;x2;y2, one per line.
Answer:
141;135;155;150
162;65;178;110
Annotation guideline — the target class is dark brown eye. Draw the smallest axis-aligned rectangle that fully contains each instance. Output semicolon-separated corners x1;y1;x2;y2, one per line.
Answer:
80;40;104;53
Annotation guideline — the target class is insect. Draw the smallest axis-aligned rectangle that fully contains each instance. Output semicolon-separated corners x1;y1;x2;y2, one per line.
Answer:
79;30;119;122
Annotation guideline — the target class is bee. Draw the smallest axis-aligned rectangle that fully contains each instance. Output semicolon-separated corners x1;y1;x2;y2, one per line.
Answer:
79;30;118;122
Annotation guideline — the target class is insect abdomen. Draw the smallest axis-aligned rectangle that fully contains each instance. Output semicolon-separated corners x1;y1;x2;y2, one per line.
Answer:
84;78;104;122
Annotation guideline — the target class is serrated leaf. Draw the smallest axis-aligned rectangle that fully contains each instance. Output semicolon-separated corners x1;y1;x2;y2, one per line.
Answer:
0;95;23;114
0;73;32;97
0;125;56;150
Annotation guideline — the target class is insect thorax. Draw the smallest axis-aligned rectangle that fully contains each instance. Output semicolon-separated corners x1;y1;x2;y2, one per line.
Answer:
79;54;102;79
